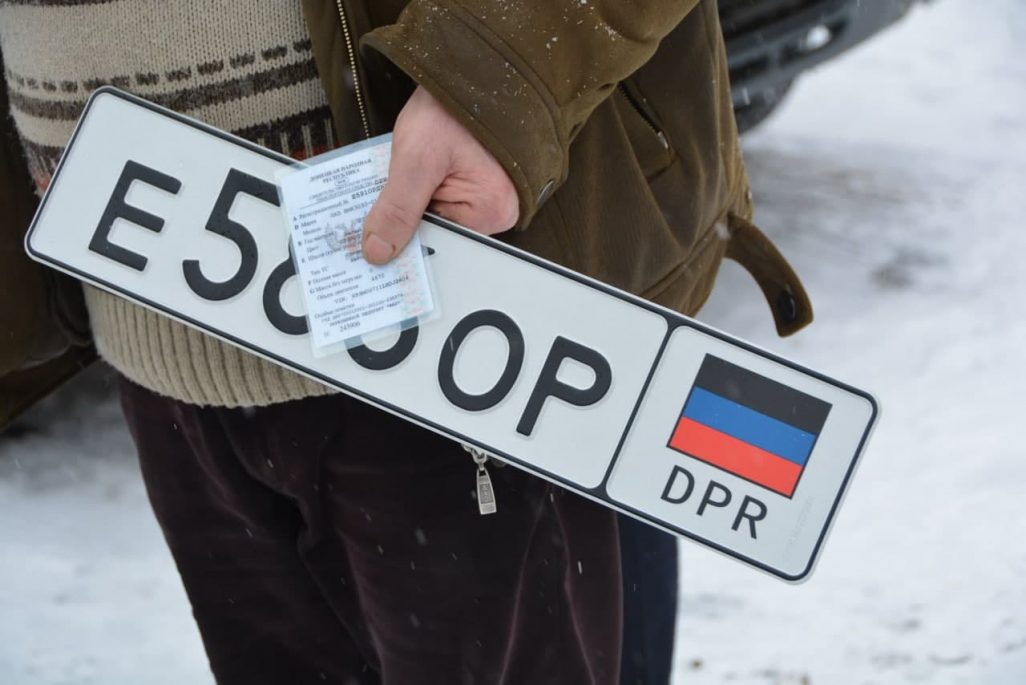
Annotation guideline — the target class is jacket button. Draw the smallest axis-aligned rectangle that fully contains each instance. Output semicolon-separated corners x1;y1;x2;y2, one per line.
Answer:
536;179;556;206
776;291;800;324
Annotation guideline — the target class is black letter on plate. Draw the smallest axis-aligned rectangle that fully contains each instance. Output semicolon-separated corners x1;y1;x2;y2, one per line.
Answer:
732;495;768;539
262;244;308;335
660;466;695;504
88;160;181;270
438;310;524;411
696;480;732;517
183;169;277;301
348;324;420;370
516;337;611;436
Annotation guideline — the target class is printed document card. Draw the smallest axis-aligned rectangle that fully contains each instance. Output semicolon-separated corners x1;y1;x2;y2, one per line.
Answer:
277;134;434;353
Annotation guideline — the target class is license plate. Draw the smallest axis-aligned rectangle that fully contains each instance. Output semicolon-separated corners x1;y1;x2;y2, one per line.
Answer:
25;88;878;581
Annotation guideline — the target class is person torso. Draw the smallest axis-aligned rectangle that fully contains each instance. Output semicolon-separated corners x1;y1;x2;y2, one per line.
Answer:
0;0;341;406
0;0;337;193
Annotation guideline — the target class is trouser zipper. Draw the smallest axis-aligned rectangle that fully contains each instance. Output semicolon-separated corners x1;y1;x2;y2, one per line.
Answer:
618;83;669;150
334;0;371;139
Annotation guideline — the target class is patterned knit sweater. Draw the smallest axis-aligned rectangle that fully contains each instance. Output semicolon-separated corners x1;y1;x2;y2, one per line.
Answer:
1;0;341;406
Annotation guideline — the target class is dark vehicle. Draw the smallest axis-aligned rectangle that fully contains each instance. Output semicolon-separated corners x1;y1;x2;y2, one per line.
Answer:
721;0;918;131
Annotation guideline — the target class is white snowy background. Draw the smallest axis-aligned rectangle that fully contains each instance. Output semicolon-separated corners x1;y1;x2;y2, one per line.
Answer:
1;0;1024;683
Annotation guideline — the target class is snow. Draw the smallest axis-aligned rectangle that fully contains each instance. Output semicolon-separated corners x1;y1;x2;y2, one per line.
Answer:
678;0;1026;682
1;0;1024;683
0;372;211;684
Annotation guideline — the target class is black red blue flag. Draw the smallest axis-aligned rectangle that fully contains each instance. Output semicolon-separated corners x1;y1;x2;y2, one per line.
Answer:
668;355;832;497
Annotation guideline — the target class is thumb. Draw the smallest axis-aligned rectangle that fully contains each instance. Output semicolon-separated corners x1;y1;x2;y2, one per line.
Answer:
362;149;445;265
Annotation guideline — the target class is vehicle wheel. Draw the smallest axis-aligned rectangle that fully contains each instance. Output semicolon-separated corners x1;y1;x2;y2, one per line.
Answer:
734;80;794;134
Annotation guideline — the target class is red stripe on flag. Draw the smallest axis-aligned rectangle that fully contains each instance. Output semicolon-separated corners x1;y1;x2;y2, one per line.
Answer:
669;417;803;497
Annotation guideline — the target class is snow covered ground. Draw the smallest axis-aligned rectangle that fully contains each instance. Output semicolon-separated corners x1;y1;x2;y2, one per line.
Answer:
1;0;1023;683
680;1;1026;683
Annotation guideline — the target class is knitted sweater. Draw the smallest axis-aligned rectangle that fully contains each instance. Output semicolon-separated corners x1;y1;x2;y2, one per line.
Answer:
1;0;340;406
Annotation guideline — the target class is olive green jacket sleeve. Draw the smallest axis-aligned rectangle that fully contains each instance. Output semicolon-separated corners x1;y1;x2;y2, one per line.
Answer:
0;62;47;377
1;56;96;431
361;0;700;227
0;49;90;380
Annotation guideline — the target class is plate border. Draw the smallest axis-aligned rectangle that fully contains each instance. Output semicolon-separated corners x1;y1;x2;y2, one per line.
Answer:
25;86;880;582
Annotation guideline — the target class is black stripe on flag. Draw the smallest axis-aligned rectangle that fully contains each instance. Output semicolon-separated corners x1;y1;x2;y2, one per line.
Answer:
693;355;831;435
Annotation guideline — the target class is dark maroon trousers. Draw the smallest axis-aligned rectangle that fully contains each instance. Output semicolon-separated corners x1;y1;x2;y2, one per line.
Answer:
119;378;622;684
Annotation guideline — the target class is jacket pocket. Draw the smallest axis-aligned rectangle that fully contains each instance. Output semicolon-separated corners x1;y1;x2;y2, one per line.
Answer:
613;79;674;181
640;217;730;317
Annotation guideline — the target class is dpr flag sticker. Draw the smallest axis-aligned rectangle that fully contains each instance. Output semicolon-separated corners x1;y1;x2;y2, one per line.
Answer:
668;355;832;497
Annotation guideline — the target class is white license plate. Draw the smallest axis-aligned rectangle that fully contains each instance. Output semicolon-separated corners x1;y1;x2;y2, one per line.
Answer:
26;88;878;581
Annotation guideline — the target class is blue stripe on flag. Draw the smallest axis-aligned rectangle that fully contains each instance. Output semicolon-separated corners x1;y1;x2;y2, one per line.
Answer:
682;387;816;466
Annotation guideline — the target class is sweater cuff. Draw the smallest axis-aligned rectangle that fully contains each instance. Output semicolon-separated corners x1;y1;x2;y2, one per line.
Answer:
360;0;565;228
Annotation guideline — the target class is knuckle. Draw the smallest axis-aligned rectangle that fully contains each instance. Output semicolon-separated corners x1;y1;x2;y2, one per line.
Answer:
478;205;508;233
487;189;519;229
502;192;520;226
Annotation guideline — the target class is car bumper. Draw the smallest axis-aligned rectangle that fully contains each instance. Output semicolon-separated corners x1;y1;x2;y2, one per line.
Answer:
722;0;918;107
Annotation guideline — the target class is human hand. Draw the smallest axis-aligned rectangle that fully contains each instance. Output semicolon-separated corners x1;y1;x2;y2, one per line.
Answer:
362;86;520;265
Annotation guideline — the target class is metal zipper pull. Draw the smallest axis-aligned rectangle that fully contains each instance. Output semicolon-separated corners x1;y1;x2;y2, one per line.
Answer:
617;83;670;150
463;445;498;515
